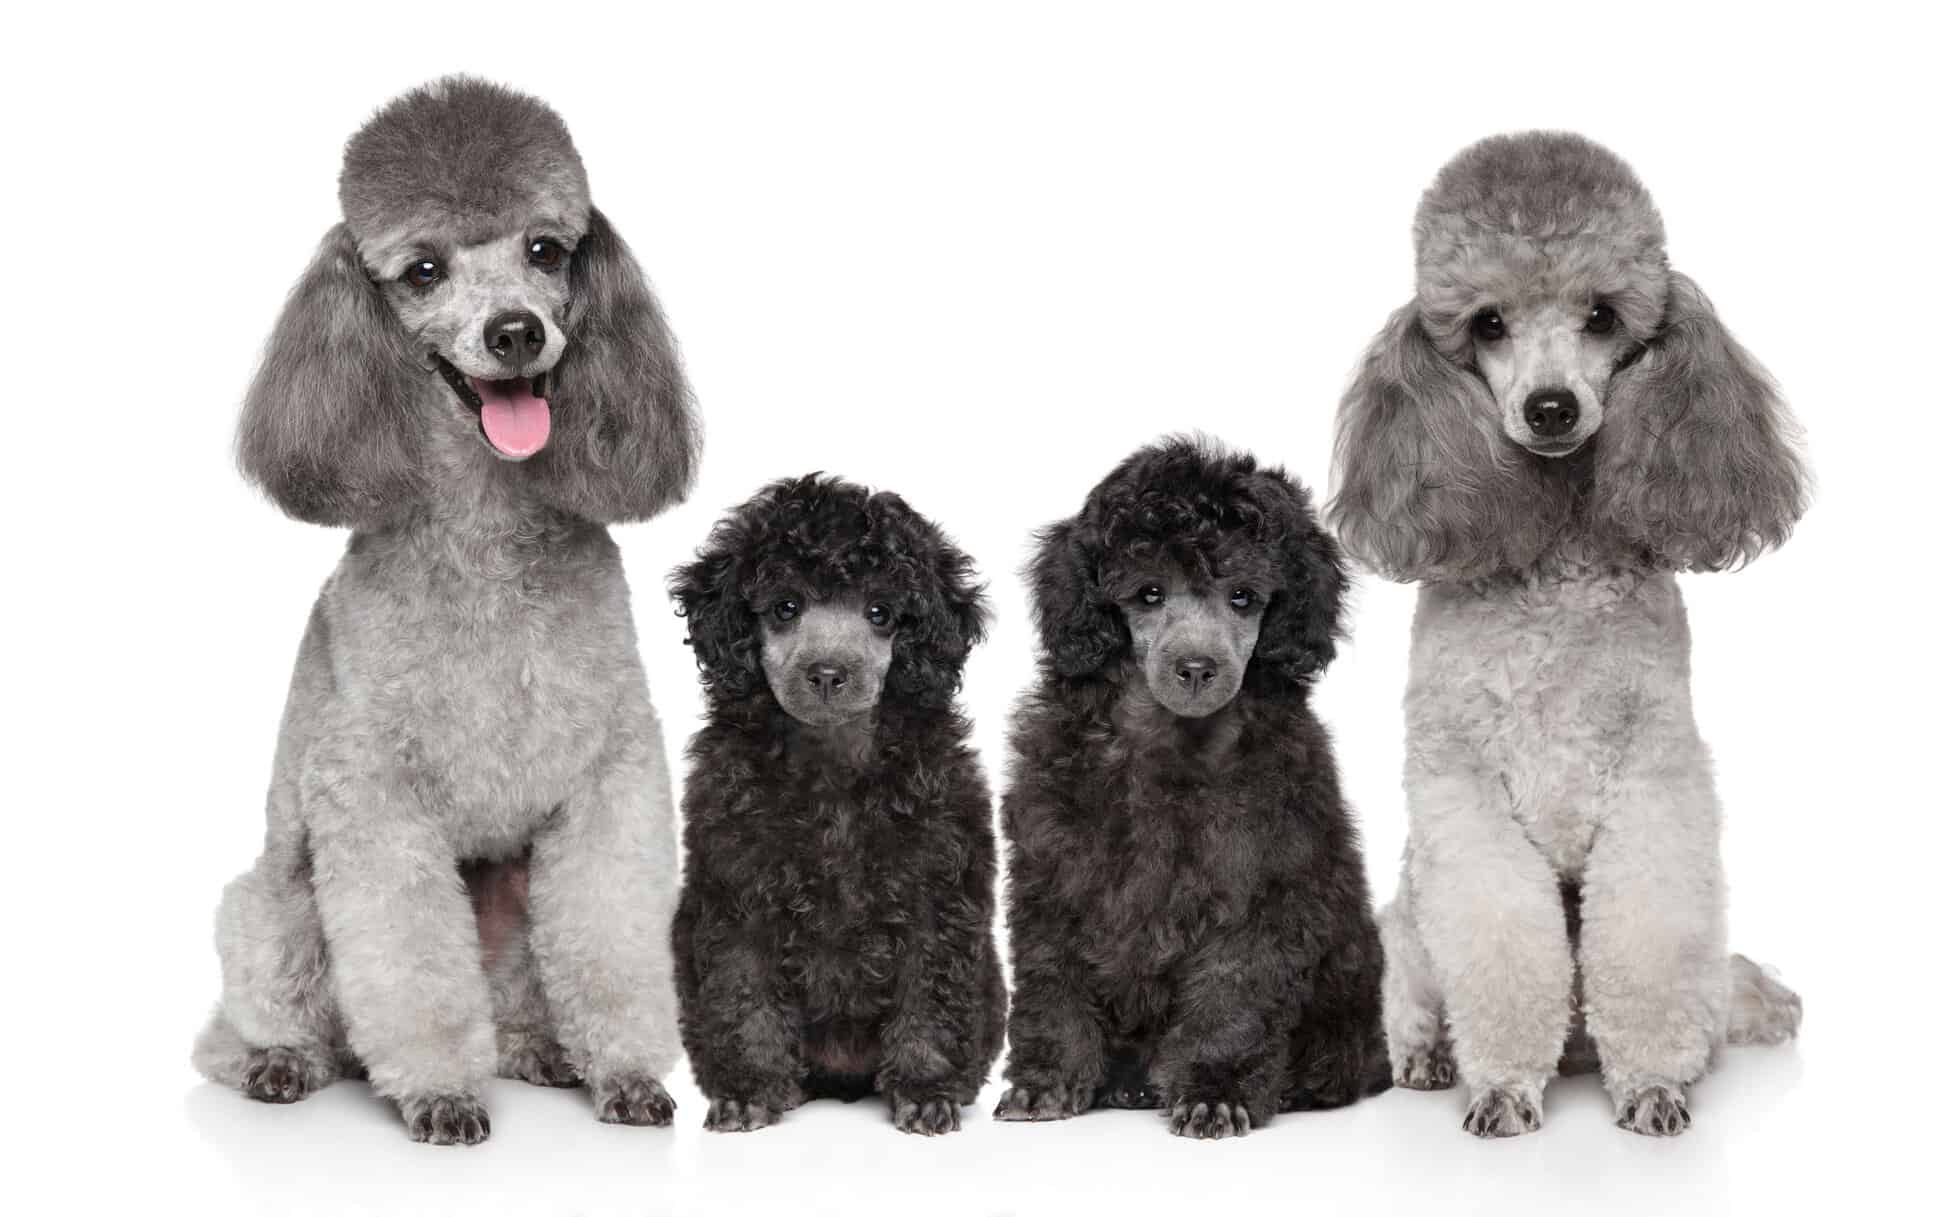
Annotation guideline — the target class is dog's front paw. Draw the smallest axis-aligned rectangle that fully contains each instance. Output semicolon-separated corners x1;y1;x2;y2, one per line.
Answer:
1167;1098;1254;1140
1616;1083;1691;1137
592;1073;675;1126
241;1047;315;1104
993;1082;1086;1122
1395;1044;1456;1090
704;1097;780;1133
1462;1086;1542;1138
500;1038;582;1089
889;1091;962;1136
402;1093;491;1146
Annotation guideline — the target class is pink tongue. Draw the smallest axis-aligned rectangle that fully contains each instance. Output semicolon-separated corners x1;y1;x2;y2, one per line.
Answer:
473;378;552;459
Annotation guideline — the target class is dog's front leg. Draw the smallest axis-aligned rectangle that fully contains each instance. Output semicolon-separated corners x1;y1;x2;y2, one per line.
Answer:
1408;761;1572;1138
878;875;993;1136
994;909;1105;1122
526;718;679;1127
307;773;496;1145
1579;757;1726;1137
679;915;803;1133
1152;932;1290;1140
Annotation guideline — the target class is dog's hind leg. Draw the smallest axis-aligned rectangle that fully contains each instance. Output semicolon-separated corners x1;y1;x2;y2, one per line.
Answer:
1578;760;1728;1138
954;929;1009;1106
193;836;347;1104
1410;766;1571;1138
1283;924;1391;1110
1380;858;1454;1091
1727;954;1802;1045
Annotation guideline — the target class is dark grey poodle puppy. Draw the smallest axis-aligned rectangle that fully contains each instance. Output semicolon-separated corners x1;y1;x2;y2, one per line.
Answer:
996;437;1388;1139
669;475;1006;1135
191;77;698;1144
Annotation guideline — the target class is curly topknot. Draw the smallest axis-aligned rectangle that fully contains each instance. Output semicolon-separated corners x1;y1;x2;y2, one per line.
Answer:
670;474;988;708
1028;436;1347;694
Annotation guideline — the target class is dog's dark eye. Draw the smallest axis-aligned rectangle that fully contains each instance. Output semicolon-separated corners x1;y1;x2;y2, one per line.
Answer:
772;599;800;623
1586;303;1618;335
402;259;443;289
528;238;566;272
866;602;892;628
1229;589;1255;611
1471;309;1506;342
1137;585;1165;607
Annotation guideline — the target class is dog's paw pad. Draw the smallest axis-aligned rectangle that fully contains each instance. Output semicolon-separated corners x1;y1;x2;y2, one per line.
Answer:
703;1097;778;1132
1616;1084;1691;1137
241;1048;313;1104
1462;1087;1542;1138
889;1092;962;1136
403;1093;491;1146
1395;1045;1456;1090
992;1084;1081;1122
500;1040;582;1089
1167;1098;1253;1140
593;1073;675;1126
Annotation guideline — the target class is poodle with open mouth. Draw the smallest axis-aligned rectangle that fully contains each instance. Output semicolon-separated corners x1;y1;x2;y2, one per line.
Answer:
191;78;699;1144
996;437;1388;1139
1329;131;1808;1137
670;475;1005;1135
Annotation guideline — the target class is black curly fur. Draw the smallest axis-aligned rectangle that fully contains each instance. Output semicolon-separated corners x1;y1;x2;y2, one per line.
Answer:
998;437;1389;1136
668;475;1005;1133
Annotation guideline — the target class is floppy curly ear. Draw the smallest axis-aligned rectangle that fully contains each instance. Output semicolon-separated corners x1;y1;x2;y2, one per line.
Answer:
534;207;701;523
669;532;762;698
1026;519;1124;678
1328;301;1559;581
1594;272;1809;570
882;501;989;703
1249;473;1348;686
236;224;423;527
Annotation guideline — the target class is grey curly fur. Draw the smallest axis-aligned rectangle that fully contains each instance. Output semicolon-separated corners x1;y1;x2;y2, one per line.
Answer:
1333;131;1807;583
1329;132;1808;1139
670;476;1005;1136
195;77;698;1145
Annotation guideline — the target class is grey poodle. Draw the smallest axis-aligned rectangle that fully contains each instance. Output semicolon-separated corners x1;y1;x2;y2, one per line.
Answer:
191;77;700;1145
1329;132;1808;1138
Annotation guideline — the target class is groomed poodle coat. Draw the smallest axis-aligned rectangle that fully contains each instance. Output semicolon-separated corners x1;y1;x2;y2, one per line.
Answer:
1329;132;1808;1138
191;78;699;1144
996;438;1387;1139
670;476;1005;1135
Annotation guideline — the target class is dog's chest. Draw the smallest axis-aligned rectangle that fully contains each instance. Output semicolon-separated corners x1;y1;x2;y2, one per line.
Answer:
756;788;934;1008
321;530;637;843
1408;572;1695;875
1074;761;1265;979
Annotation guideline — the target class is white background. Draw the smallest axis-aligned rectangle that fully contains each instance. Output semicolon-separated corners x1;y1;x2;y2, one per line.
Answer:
5;2;1934;1213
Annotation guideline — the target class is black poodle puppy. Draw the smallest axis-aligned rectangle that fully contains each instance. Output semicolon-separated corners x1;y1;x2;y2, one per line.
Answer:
994;437;1388;1139
670;475;1006;1135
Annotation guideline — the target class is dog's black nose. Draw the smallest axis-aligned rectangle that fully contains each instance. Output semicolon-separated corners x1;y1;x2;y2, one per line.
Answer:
805;664;849;703
1522;389;1580;438
1175;657;1218;696
484;310;547;364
